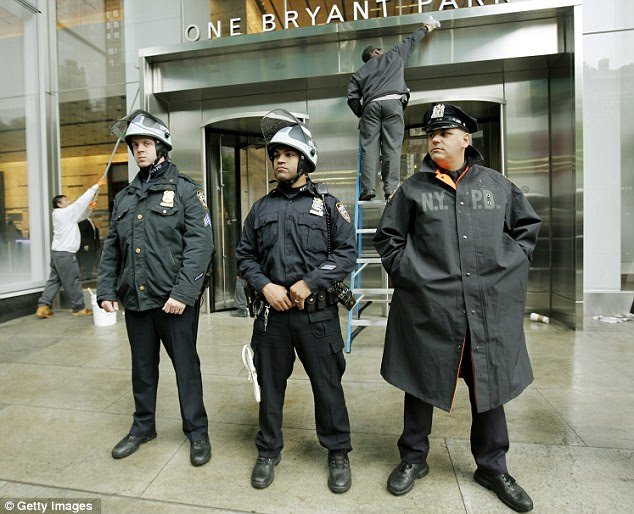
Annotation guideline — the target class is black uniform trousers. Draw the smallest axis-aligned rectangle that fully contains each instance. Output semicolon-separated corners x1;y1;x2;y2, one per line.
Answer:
397;338;509;475
124;305;208;442
251;305;351;458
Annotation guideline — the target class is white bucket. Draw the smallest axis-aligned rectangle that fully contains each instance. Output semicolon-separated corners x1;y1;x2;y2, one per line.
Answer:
91;295;117;327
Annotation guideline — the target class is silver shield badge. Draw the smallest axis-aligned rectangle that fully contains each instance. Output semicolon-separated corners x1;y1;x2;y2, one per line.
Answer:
160;190;175;208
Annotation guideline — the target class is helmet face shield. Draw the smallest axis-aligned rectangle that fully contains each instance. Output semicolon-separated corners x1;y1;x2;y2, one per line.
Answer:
261;109;317;172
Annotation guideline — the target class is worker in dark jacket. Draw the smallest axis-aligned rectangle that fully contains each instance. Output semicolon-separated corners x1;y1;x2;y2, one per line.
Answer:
97;110;214;467
237;109;356;493
347;17;440;201
373;104;541;512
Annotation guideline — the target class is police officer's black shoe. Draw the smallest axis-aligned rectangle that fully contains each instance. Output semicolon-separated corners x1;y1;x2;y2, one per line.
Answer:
251;454;281;489
190;435;211;466
474;469;533;512
359;190;376;201
387;461;429;496
111;432;156;459
327;450;351;493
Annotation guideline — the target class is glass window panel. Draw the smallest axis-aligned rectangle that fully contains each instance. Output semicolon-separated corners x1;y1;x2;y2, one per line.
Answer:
0;4;31;288
56;0;127;280
584;30;634;290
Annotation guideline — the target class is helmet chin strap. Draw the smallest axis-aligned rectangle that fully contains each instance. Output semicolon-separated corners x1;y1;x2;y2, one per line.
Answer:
142;156;166;182
275;169;303;186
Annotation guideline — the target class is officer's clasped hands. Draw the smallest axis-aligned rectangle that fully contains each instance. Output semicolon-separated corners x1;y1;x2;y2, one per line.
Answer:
262;283;294;311
262;281;312;311
289;279;312;311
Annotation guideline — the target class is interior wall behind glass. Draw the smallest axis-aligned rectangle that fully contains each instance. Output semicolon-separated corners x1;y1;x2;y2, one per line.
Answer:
207;0;537;35
56;0;128;276
0;4;31;289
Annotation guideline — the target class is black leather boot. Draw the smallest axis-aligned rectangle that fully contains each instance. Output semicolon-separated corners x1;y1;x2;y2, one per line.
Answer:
251;454;281;489
387;461;429;496
328;450;351;493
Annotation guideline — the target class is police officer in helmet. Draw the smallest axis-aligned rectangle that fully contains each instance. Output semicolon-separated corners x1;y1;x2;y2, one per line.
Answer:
98;110;214;467
236;110;356;492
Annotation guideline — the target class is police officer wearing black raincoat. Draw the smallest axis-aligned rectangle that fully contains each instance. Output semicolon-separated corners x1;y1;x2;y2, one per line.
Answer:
236;110;356;493
374;104;541;512
97;110;214;467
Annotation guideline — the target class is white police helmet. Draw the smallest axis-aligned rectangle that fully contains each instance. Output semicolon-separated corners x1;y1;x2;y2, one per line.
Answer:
111;109;172;157
261;109;318;173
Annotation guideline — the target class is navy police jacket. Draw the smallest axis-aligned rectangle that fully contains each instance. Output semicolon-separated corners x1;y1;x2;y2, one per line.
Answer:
97;162;214;311
236;180;356;295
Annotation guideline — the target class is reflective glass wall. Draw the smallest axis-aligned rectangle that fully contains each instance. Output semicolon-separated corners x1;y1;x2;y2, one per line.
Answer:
56;0;128;279
583;0;634;293
0;1;38;292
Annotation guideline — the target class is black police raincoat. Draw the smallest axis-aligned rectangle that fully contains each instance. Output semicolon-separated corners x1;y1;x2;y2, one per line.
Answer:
97;163;213;310
373;147;541;413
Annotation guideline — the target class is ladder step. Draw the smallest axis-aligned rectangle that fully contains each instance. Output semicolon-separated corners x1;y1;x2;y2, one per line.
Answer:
350;319;388;327
359;200;386;206
356;228;377;234
357;257;382;264
353;288;393;294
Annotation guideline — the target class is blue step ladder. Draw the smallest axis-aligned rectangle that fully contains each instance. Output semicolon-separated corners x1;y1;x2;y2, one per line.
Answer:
345;146;393;352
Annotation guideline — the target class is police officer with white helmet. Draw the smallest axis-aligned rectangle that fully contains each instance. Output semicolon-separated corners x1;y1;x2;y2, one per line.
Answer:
98;110;214;467
237;110;356;493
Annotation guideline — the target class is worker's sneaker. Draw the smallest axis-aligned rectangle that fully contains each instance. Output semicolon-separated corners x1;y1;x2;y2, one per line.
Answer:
359;190;376;201
35;305;54;318
72;308;93;317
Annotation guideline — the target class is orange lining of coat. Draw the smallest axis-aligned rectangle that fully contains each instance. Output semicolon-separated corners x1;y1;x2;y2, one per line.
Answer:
434;166;470;190
449;339;478;413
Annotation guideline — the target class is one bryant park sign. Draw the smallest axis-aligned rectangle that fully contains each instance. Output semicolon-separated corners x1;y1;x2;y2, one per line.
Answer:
185;0;514;41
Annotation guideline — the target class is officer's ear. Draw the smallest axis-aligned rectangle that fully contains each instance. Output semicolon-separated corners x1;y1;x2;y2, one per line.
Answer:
462;131;470;149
